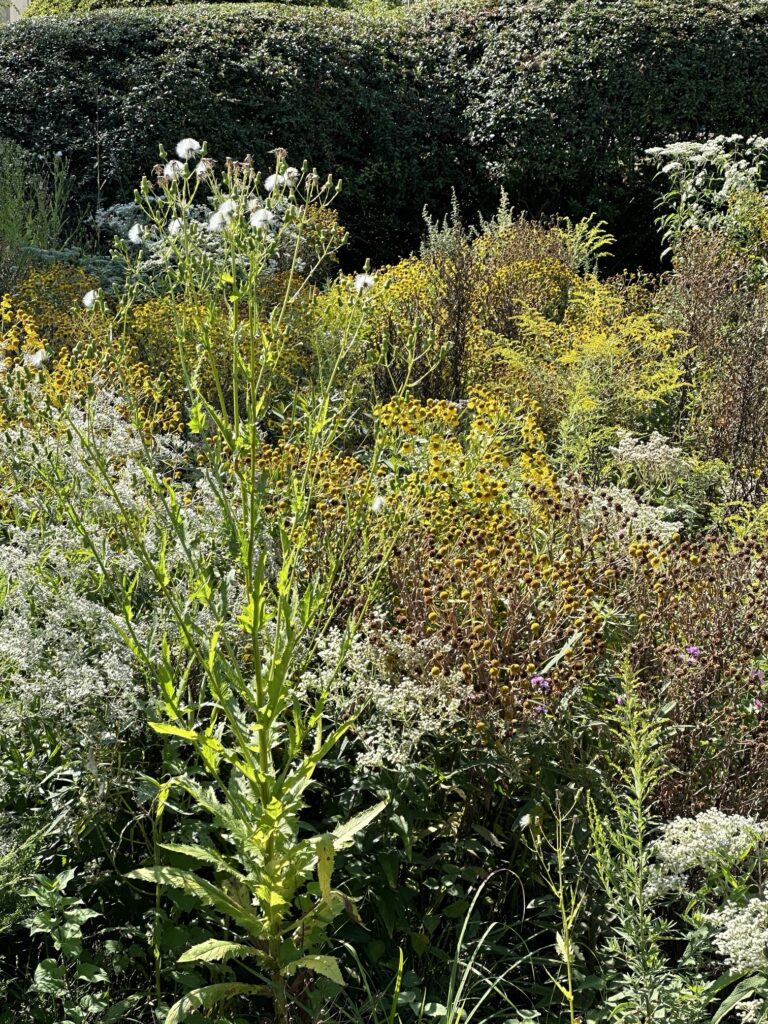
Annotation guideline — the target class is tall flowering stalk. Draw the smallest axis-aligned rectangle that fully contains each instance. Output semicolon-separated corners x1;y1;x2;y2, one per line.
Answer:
48;143;392;1024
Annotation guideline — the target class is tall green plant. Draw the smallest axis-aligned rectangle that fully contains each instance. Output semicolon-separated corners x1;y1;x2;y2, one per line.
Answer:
587;669;703;1024
41;142;394;1024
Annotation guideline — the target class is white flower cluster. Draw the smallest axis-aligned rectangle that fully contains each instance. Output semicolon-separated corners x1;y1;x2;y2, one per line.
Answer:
647;134;768;238
706;899;768;973
610;430;689;487
299;620;467;771
586;484;683;541
652;808;768;875
737;998;768;1024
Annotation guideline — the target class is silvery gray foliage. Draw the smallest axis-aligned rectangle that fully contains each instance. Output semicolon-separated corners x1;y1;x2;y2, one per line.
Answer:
0;386;271;750
0;525;139;753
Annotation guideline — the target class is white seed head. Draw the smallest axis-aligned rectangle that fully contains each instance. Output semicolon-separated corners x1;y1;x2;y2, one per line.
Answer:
168;218;182;237
250;208;275;231
284;166;300;186
163;160;184;182
82;289;98;310
175;137;202;161
264;173;284;193
354;273;375;294
23;349;47;369
207;211;227;233
127;223;144;245
217;198;237;220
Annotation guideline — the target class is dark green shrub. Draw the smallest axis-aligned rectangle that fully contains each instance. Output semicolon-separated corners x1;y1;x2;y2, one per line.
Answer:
3;0;768;263
25;0;349;16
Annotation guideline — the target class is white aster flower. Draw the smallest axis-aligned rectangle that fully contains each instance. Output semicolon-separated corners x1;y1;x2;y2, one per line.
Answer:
82;289;99;310
250;207;275;231
175;137;201;161
354;272;375;294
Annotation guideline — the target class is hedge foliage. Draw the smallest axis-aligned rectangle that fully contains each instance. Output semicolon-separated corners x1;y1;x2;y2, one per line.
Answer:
3;0;768;264
24;0;347;17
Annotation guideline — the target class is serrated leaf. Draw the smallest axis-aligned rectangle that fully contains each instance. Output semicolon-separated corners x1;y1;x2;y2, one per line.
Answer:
332;800;388;850
165;982;270;1024
157;842;245;879
177;939;257;964
126;866;262;934
149;722;199;741
285;954;344;986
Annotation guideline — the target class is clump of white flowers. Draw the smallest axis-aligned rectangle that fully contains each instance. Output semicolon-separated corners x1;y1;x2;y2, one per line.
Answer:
647;134;768;251
586;484;683;542
299;620;467;771
706;899;768;973
652;808;768;876
98;140;341;295
611;430;689;487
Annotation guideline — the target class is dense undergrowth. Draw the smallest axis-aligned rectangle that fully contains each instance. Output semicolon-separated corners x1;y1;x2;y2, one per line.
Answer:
4;131;768;1024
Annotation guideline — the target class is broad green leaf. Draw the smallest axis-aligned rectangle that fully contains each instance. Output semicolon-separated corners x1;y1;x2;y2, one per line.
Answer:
33;958;67;997
177;939;257;964
166;982;270;1024
285;954;344;986
104;996;142;1022
332;799;388;850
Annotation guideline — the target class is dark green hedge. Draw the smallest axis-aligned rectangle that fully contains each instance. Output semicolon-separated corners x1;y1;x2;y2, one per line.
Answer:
24;0;347;17
3;0;768;265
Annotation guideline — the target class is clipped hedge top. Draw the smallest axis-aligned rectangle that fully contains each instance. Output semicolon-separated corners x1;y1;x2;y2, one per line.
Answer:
24;0;351;17
3;0;768;264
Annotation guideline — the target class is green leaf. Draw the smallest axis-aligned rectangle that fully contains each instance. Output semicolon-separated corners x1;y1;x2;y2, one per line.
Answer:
148;722;199;741
158;842;245;879
166;983;270;1024
33;958;67;997
76;962;109;983
127;866;262;935
104;996;142;1022
177;939;258;964
285;954;344;986
332;800;388;850
316;835;334;900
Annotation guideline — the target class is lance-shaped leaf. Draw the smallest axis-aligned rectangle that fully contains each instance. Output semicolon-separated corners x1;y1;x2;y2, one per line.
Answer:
127;867;262;935
177;939;259;964
284;954;344;986
166;982;270;1024
332;799;388;850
